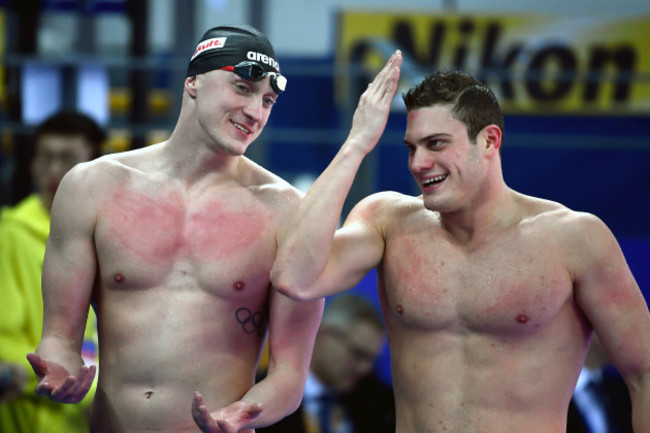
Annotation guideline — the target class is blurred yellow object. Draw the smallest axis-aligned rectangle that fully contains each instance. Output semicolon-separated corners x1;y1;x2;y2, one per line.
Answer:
109;88;173;116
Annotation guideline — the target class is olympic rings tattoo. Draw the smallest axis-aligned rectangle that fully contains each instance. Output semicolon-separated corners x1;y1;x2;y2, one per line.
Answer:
235;307;267;336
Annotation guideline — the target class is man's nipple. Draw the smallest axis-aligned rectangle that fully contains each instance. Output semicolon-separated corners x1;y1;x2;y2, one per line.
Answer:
114;273;124;283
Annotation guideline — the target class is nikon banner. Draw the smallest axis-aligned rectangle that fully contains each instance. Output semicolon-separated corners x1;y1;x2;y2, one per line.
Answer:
336;10;650;114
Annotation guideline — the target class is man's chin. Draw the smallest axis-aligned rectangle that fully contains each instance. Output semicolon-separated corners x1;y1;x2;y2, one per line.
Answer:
224;142;249;157
422;197;451;213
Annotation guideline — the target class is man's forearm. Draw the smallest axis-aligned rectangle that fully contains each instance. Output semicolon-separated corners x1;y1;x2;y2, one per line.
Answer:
631;372;650;432
35;334;84;373
239;367;307;427
272;143;366;296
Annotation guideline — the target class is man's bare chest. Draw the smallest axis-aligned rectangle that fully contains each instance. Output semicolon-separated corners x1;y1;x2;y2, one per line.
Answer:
381;229;574;334
94;187;277;290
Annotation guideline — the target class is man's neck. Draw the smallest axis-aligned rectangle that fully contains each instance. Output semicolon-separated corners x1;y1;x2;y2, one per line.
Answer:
439;184;518;246
160;138;244;187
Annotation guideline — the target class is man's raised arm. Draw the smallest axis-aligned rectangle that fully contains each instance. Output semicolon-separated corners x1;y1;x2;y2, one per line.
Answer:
271;51;402;300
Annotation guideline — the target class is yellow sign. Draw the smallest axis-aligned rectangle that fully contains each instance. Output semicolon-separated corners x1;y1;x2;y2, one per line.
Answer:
337;10;650;114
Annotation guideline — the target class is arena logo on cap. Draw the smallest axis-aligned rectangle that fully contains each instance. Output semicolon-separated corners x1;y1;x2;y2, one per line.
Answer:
191;37;227;61
246;51;280;71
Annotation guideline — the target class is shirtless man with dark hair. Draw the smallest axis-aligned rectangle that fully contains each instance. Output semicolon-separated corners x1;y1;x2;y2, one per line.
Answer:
271;52;650;432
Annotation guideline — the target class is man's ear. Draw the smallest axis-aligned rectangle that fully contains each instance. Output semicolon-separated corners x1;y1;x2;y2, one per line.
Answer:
185;76;198;98
482;124;502;156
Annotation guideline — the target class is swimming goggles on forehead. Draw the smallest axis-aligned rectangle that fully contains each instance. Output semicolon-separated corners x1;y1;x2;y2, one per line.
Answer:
220;61;287;94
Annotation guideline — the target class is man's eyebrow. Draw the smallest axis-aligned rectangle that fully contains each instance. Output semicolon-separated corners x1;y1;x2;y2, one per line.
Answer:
403;133;450;146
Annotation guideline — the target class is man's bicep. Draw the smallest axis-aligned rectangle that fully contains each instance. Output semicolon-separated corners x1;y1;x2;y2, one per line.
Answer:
322;222;384;290
312;195;387;296
573;218;650;378
41;171;98;345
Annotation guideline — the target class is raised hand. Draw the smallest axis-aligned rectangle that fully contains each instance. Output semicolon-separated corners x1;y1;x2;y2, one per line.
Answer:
347;50;403;155
192;391;264;433
26;352;95;403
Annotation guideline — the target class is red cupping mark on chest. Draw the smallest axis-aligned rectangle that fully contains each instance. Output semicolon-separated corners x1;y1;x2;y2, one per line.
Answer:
103;190;270;264
103;190;184;264
184;205;269;261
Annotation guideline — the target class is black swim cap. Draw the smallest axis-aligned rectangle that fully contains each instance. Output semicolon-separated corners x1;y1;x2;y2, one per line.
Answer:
187;24;280;77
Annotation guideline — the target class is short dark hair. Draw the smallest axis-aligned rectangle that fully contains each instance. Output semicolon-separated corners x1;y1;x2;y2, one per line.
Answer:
402;70;504;143
34;111;106;159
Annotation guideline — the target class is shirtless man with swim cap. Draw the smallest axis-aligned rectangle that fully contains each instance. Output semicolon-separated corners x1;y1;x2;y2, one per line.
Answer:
28;24;323;433
271;52;650;432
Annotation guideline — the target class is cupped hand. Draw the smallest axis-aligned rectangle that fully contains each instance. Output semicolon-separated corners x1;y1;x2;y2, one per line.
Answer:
192;391;263;433
26;352;95;403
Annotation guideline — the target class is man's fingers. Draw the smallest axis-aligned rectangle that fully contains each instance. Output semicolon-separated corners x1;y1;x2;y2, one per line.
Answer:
63;366;95;403
192;392;220;432
64;366;89;397
392;50;403;67
216;419;234;433
375;50;400;82
381;65;401;103
365;51;402;104
33;364;95;403
78;365;96;395
26;353;46;376
375;51;402;85
246;403;264;417
192;392;206;421
193;406;212;429
192;391;205;409
216;402;263;433
378;52;402;99
60;375;86;403
51;375;75;399
35;381;53;396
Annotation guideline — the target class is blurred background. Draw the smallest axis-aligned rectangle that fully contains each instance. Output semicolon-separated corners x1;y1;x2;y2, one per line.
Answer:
1;0;648;384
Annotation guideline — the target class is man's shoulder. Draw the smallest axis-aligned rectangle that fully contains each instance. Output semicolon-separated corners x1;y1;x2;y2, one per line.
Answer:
52;154;152;216
240;159;303;201
518;194;599;226
517;194;609;244
356;191;423;213
66;149;152;186
350;191;430;227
